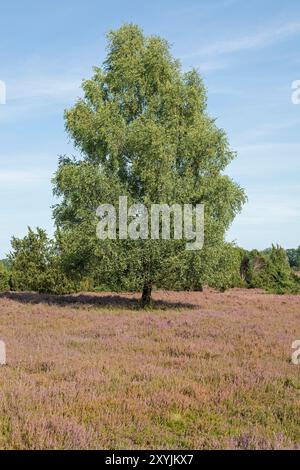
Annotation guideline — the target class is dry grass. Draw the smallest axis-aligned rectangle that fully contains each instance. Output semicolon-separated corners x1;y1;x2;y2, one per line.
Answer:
0;288;300;450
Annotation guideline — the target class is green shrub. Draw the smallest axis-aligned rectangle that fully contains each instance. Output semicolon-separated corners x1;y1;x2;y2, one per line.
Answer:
286;247;300;270
0;262;9;292
242;245;300;294
9;227;76;295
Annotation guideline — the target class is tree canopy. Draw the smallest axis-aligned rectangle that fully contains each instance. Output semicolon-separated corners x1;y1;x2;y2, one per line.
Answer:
53;24;246;305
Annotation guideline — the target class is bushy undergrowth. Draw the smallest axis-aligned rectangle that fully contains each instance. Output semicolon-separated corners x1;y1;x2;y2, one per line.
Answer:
0;262;9;292
286;246;300;270
8;228;76;295
3;228;300;296
241;245;300;294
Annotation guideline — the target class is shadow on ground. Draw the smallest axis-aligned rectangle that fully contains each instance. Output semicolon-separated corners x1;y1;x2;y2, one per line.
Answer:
0;291;197;310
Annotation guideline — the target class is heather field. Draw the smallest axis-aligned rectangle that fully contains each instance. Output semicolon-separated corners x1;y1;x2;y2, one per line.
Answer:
0;289;300;450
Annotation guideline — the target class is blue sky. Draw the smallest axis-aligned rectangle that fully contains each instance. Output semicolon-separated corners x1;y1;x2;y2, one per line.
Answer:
0;0;300;257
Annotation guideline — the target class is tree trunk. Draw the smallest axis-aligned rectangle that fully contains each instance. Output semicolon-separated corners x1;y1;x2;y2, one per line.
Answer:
141;281;152;308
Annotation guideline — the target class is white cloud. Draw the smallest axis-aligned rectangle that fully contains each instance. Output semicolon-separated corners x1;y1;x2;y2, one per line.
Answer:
0;51;88;122
173;0;241;17
226;142;300;248
227;187;300;249
184;21;300;59
233;196;300;226
9;77;82;102
228;143;300;177
196;58;231;73
0;75;83;122
235;118;300;141
0;169;50;186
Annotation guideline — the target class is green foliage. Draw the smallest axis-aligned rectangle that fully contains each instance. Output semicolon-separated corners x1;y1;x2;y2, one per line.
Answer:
159;243;245;292
53;24;246;303
241;245;300;294
286;247;300;270
207;244;246;291
9;227;75;295
0;259;11;271
0;262;10;292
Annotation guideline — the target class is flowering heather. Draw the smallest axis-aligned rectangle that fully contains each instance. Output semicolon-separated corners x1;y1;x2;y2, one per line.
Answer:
0;288;299;450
